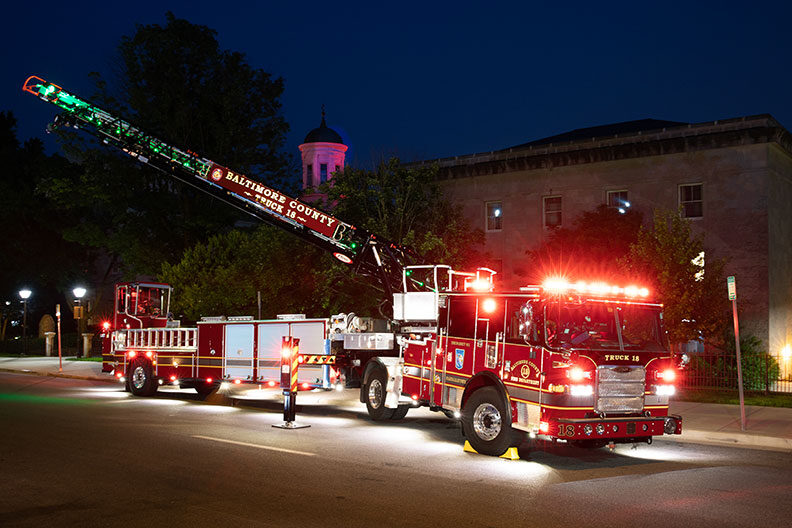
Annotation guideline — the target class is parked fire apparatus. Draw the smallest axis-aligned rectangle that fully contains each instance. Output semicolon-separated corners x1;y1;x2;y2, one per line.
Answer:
25;75;682;456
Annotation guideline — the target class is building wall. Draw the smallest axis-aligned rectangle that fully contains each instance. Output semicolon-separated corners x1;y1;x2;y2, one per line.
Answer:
432;116;792;356
768;143;792;362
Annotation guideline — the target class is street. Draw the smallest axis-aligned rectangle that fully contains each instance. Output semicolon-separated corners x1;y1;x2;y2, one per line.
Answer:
1;371;790;528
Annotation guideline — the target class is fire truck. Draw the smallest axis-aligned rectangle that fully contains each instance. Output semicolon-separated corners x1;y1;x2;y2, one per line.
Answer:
25;76;682;456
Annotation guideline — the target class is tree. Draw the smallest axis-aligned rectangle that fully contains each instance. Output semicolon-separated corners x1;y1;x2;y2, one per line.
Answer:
319;159;487;313
0;112;89;338
621;208;730;350
37;12;290;279
160;226;324;321
161;159;487;319
523;205;643;282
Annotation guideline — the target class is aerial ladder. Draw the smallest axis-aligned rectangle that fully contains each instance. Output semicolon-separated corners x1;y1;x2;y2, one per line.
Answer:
22;75;417;301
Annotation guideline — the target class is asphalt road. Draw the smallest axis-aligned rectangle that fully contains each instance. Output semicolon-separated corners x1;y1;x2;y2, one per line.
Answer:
1;372;791;528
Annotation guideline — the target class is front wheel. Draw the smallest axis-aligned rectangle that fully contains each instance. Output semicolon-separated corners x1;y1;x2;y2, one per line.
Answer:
462;386;512;456
363;367;394;421
128;357;158;396
390;405;410;420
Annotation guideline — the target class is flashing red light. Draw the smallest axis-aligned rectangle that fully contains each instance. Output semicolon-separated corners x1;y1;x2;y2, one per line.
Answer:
267;380;276;387
102;321;111;331
115;372;123;378
233;379;241;385
467;278;492;292
567;367;587;382
411;394;418;400
542;277;650;298
145;351;153;359
658;369;677;383
301;382;309;389
481;298;497;313
128;351;137;359
539;421;550;433
206;378;213;383
170;375;177;381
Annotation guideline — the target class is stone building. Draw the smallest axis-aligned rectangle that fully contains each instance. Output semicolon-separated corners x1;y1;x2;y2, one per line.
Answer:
416;114;792;358
299;107;347;202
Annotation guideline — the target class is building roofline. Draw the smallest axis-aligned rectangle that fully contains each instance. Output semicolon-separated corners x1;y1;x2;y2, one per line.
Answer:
410;114;792;172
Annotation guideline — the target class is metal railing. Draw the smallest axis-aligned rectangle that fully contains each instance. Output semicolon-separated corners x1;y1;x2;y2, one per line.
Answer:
678;351;792;393
114;328;198;351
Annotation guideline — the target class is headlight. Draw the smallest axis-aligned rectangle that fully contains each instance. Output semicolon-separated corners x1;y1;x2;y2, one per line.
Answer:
570;384;593;397
655;385;676;396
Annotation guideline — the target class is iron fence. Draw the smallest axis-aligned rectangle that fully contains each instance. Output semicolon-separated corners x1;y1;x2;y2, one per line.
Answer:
678;350;792;393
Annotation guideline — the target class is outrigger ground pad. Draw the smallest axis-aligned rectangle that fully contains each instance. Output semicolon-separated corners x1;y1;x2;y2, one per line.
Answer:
463;441;520;461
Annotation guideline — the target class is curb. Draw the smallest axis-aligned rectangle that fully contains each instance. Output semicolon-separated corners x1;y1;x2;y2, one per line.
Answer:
0;367;115;384
662;428;792;452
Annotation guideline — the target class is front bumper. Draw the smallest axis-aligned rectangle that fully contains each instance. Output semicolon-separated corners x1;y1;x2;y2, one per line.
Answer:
546;414;682;441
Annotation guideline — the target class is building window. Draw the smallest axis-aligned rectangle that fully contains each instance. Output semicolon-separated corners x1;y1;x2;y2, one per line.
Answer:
679;183;703;218
544;196;562;228
306;164;313;187
320;164;328;183
486;201;502;231
607;190;629;212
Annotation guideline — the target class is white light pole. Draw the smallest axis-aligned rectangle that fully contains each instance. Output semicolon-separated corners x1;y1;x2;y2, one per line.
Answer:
73;287;86;357
19;289;32;355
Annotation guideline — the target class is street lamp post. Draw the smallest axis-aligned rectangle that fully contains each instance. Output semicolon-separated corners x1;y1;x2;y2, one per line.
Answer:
19;289;32;355
73;287;86;357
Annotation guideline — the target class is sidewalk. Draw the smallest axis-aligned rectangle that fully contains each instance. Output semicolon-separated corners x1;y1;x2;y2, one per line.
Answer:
1;357;790;452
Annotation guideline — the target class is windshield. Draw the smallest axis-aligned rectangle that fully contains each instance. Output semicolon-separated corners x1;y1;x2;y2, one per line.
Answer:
545;300;664;352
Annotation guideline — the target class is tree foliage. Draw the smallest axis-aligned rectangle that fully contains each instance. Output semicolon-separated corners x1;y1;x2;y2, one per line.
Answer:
162;159;486;319
621;208;730;348
160;226;324;321
524;205;643;282
0;112;89;337
37;12;290;278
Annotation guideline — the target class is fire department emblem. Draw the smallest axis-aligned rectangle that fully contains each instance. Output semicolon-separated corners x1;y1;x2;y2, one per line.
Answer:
210;168;224;181
455;348;465;370
520;364;531;379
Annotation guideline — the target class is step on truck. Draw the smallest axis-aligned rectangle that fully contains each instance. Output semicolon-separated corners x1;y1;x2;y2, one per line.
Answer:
25;76;683;456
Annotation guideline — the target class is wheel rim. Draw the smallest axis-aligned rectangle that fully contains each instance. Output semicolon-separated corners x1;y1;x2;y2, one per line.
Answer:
368;379;383;409
473;402;502;441
132;366;147;390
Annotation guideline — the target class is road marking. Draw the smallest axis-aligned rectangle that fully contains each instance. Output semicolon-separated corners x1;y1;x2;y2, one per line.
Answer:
192;435;316;456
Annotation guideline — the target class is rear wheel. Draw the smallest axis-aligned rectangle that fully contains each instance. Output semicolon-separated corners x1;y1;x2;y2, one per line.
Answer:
363;367;394;421
128;357;157;396
462;387;512;456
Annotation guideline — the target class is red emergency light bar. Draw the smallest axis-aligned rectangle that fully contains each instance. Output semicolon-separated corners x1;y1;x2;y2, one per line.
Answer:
542;278;650;298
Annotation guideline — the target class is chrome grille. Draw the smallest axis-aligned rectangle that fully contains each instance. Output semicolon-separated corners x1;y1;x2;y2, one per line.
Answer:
596;365;645;413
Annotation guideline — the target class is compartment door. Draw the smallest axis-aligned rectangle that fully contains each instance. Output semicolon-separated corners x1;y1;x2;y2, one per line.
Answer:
256;323;290;382
224;324;254;380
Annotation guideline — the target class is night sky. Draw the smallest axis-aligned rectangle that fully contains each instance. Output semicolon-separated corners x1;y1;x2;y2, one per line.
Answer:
3;1;791;169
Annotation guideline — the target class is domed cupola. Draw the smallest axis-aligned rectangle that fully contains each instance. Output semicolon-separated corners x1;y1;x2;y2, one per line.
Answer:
299;106;348;193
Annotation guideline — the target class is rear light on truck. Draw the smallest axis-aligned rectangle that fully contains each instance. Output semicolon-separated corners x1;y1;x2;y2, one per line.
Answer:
539;421;550;433
127;351;137;359
206;378;213;383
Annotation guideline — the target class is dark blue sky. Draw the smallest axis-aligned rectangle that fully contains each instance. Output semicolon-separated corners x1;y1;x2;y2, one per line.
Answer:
3;1;791;168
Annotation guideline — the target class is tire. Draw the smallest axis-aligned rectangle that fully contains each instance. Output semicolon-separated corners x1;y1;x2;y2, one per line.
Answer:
363;367;394;421
462;386;512;456
390;405;410;420
128;357;158;396
195;383;216;399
